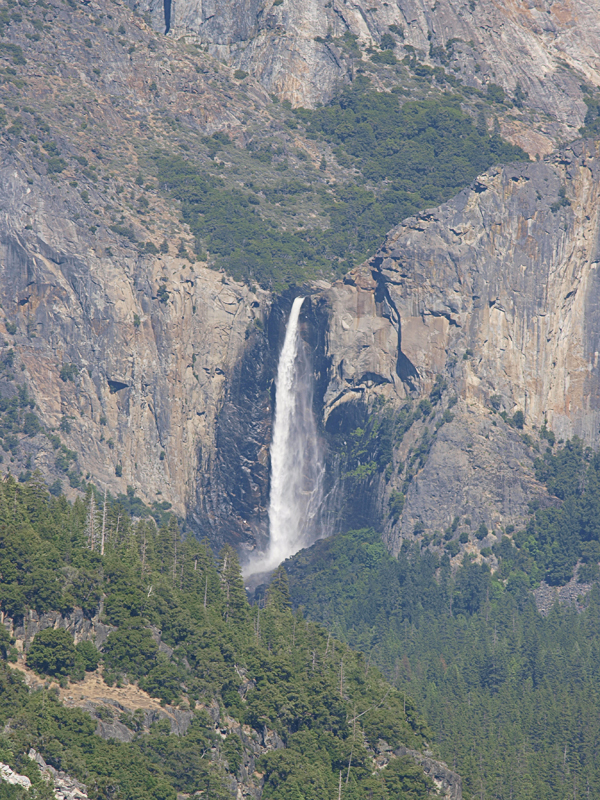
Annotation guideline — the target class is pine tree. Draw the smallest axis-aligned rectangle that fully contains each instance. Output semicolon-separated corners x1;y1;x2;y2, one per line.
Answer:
266;565;292;612
100;487;107;555
22;470;48;525
181;538;221;606
0;475;10;526
169;516;180;583
218;545;248;622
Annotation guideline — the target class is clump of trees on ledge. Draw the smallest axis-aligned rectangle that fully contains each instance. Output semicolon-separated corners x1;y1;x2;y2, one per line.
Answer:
154;80;527;290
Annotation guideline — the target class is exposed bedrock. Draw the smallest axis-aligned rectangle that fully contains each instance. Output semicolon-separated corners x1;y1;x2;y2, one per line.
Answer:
130;0;600;141
311;139;600;548
0;162;270;523
371;139;600;445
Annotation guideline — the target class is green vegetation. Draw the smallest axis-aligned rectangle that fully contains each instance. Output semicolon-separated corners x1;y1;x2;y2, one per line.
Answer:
579;85;600;137
499;438;600;585
278;432;600;800
0;42;26;65
295;80;525;196
287;526;600;800
153;81;526;289
59;364;78;383
26;628;98;681
550;185;571;213
0;474;432;800
154;154;330;289
0;385;42;456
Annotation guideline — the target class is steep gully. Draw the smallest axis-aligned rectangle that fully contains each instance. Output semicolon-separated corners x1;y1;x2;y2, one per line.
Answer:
205;141;600;566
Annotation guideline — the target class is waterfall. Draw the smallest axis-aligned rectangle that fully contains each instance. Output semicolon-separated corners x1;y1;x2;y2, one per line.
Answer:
247;296;324;575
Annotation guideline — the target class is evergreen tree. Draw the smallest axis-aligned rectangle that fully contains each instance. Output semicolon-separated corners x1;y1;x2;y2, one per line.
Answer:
266;565;292;611
218;545;247;622
0;473;441;800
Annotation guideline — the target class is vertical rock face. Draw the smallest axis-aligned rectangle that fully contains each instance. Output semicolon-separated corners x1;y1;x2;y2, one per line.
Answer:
375;139;600;443
0;164;269;521
134;0;600;136
320;268;404;426
197;314;275;552
311;140;600;547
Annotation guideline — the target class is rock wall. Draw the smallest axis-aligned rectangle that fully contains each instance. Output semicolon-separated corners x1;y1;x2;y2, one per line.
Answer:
374;139;600;443
1;0;599;560
394;746;462;800
1;607;115;652
0;162;270;522
307;140;600;549
134;0;600;140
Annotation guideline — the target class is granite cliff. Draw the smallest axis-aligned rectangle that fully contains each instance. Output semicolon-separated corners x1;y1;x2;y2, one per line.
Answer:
309;138;600;552
135;0;600;150
0;0;277;530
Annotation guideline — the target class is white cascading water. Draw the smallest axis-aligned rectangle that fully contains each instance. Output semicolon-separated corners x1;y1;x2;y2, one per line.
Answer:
247;296;324;575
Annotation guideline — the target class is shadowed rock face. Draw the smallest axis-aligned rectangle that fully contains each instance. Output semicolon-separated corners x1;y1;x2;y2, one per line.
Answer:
196;293;334;555
132;0;599;140
196;311;276;553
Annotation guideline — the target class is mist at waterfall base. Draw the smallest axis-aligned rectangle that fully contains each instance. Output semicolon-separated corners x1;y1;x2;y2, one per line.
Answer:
244;297;325;578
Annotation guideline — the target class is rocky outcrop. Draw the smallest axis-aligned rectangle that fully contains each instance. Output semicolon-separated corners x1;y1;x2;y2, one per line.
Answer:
319;268;403;425
1;608;115;653
392;403;548;544
0;762;32;791
533;578;592;615
395;746;462;800
29;750;89;800
1;752;90;799
135;0;600;142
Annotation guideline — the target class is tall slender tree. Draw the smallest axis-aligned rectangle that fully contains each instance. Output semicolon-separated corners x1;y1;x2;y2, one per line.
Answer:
218;545;247;622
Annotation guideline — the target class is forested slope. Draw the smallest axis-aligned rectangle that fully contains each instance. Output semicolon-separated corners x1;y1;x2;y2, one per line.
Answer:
286;439;600;800
0;474;443;800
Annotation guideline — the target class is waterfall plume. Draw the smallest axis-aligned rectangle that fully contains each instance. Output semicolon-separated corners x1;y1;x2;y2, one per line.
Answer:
246;296;324;575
